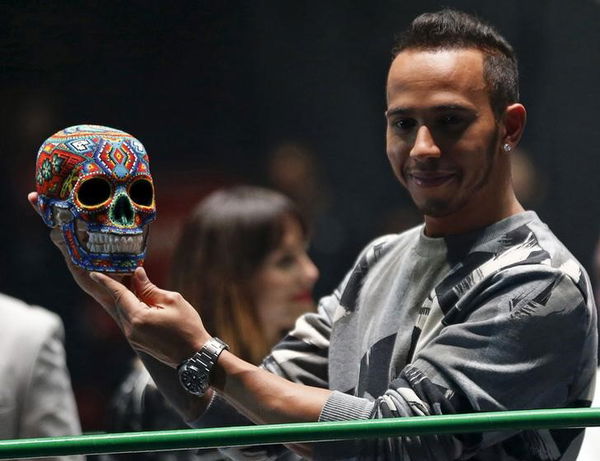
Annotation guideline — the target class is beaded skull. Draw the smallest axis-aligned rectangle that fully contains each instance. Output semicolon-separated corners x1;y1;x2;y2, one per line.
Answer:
35;124;156;272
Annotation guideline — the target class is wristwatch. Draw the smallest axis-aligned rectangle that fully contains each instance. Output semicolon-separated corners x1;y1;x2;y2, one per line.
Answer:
177;337;229;396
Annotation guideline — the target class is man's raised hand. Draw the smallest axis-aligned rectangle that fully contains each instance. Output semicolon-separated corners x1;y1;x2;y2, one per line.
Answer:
90;267;210;368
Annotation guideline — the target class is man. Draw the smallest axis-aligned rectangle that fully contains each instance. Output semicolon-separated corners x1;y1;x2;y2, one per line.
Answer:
0;292;83;461
31;9;597;460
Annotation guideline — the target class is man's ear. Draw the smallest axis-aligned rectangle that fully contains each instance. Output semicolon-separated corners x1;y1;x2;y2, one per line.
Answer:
502;103;527;147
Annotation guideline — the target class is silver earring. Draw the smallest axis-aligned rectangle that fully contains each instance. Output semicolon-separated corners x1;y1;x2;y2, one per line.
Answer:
503;143;512;152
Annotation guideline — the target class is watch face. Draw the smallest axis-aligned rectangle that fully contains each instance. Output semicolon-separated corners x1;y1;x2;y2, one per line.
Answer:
179;365;208;395
178;338;229;396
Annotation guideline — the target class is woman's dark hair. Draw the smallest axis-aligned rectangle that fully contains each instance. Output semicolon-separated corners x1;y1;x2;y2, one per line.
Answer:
169;185;307;364
392;9;519;118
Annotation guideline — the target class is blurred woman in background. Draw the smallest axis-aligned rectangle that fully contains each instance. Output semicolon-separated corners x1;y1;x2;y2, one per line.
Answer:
170;185;318;364
103;185;318;460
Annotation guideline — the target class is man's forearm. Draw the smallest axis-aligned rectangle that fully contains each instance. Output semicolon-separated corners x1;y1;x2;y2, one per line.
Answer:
137;351;211;422
213;350;332;425
85;269;331;425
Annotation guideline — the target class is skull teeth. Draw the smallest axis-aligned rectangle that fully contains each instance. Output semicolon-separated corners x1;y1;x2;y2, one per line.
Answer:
86;232;144;254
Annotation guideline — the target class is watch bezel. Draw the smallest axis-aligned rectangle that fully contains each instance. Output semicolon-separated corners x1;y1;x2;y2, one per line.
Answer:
178;363;209;395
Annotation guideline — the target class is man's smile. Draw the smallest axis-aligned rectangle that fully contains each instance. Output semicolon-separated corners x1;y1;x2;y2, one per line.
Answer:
406;170;457;187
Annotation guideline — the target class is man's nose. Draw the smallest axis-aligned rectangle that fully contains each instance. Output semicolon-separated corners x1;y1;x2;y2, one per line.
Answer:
410;125;441;158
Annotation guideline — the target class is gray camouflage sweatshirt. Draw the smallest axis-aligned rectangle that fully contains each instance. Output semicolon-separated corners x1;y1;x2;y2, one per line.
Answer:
195;211;597;461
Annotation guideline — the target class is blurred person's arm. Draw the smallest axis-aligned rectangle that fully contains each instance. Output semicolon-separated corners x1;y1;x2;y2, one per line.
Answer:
21;309;84;444
0;293;84;461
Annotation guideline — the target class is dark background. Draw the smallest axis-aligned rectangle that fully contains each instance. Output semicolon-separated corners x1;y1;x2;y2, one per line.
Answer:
1;0;598;432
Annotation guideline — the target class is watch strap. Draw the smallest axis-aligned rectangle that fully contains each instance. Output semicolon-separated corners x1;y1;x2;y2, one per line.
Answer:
177;337;229;396
192;337;229;370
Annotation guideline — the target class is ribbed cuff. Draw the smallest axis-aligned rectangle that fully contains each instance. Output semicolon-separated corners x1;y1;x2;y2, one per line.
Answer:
318;390;373;422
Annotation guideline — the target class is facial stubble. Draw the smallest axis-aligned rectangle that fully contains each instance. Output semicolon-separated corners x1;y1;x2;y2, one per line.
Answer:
414;128;501;218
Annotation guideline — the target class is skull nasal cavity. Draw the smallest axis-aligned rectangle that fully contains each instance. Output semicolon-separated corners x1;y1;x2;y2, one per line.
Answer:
111;195;135;226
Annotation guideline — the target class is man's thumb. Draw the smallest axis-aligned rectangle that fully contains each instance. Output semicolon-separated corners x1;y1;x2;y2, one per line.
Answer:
132;266;160;300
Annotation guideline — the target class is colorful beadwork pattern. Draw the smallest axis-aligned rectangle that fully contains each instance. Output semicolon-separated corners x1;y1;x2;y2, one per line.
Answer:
35;124;157;272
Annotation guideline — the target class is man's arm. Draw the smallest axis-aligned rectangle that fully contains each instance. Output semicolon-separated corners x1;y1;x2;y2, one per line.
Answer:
90;268;333;425
89;268;332;460
135;352;212;423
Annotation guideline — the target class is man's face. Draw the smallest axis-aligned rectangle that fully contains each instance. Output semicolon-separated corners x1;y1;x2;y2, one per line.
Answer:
385;48;504;224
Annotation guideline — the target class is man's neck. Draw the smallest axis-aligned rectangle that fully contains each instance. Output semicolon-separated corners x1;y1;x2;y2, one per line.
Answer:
424;193;525;237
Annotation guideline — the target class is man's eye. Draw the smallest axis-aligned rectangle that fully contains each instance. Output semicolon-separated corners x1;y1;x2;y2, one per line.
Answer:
393;119;416;130
439;114;467;127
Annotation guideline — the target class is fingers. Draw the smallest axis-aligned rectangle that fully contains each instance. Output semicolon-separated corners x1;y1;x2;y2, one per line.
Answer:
27;191;41;217
90;271;146;318
29;190;68;257
132;267;169;305
90;271;134;303
132;266;151;294
132;267;158;299
92;267;208;366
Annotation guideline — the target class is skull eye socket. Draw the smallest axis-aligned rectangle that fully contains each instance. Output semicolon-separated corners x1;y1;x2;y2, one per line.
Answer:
129;178;154;207
77;177;112;207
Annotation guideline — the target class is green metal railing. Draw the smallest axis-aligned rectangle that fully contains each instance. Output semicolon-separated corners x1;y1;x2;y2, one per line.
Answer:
1;408;600;459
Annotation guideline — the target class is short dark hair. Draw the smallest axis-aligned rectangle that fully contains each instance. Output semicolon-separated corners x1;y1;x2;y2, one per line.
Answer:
392;9;519;118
